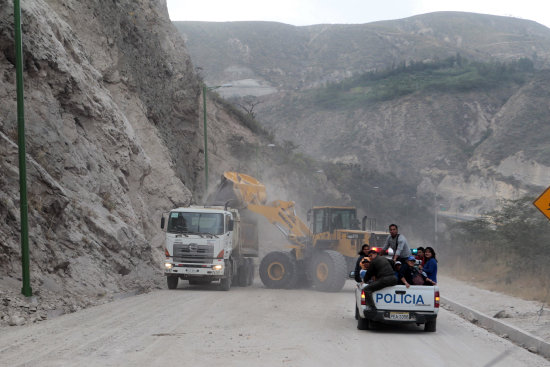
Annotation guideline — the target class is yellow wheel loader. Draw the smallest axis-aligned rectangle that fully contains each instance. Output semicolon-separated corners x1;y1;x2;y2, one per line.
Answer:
207;172;374;292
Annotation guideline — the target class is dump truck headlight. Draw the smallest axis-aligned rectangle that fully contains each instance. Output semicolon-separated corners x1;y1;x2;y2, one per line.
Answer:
164;263;173;269
212;264;223;271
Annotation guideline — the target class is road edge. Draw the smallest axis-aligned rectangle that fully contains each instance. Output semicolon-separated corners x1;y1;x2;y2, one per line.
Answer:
442;296;550;360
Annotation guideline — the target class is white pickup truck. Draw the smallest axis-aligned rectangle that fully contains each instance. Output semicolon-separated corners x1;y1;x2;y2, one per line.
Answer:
354;282;440;331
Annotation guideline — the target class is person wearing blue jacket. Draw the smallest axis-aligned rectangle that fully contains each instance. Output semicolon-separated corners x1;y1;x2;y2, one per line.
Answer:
423;247;438;283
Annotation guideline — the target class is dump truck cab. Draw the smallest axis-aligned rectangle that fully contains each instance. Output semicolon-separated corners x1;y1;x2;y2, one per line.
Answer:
162;205;257;291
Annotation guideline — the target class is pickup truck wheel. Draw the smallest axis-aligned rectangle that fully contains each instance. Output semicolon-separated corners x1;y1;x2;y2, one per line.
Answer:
424;319;437;332
357;308;369;330
309;250;347;292
259;251;297;289
167;276;178;290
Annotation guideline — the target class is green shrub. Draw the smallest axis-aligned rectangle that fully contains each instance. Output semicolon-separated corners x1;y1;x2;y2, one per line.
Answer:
309;57;535;109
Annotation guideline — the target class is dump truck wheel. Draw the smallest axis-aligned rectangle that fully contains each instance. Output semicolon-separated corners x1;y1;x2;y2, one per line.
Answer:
259;251;297;289
220;263;232;291
246;258;255;286
167;276;178;290
309;250;347;292
220;276;231;291
237;263;248;287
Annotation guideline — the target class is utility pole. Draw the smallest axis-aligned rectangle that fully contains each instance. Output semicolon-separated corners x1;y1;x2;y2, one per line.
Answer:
202;85;209;192
14;0;32;297
202;83;232;193
434;191;438;246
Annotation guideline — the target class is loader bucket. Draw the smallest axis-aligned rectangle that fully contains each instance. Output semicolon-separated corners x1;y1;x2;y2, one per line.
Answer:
206;172;267;208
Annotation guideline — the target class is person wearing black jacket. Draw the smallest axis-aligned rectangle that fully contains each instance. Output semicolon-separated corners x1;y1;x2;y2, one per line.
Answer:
399;256;436;288
354;244;370;282
362;250;397;310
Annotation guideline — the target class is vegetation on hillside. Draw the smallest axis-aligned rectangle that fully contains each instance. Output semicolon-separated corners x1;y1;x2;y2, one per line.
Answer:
441;197;550;301
310;56;535;109
210;91;273;137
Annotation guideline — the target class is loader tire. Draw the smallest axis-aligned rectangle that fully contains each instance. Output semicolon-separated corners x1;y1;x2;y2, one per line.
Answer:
309;250;347;292
259;251;297;289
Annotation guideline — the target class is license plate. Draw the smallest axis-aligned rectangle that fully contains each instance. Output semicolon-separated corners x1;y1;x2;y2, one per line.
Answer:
389;312;410;320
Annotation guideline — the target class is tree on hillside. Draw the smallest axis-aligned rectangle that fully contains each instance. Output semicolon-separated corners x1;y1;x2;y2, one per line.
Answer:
235;95;262;120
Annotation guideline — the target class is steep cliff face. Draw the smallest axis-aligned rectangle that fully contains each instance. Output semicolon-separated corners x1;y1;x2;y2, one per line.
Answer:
0;0;202;322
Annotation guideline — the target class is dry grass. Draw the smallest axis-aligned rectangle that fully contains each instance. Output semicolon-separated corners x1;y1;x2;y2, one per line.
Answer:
444;260;550;304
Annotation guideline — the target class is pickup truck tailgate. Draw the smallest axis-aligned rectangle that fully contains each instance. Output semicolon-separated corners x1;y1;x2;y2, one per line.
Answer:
373;285;436;312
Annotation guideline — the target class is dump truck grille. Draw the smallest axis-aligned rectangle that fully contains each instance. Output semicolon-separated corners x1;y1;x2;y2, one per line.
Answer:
173;243;214;263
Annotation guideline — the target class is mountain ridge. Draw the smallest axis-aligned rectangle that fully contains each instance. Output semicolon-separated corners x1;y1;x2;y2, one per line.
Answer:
175;12;550;215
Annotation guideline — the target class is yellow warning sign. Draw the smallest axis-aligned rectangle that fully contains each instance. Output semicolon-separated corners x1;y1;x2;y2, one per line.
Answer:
533;186;550;221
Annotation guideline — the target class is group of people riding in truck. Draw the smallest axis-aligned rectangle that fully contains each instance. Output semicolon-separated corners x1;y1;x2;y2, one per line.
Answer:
354;224;438;311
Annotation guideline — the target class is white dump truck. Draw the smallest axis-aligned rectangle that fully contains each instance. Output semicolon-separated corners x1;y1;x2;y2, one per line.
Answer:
354;283;440;331
161;205;258;291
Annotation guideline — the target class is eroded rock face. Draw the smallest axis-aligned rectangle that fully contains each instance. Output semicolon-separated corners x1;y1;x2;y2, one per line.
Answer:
0;0;200;323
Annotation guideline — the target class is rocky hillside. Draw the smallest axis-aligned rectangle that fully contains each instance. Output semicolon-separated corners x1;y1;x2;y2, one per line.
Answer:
175;13;550;215
0;0;351;327
0;0;258;325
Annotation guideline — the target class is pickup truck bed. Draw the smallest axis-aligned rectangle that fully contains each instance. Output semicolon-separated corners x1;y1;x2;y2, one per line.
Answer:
354;283;440;331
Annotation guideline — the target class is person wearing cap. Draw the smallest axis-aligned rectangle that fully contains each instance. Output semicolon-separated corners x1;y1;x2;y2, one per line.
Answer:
399;256;436;288
362;250;397;310
393;260;402;280
382;224;412;264
354;244;371;282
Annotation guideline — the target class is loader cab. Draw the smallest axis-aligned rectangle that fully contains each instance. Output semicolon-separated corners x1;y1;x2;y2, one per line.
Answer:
310;206;359;234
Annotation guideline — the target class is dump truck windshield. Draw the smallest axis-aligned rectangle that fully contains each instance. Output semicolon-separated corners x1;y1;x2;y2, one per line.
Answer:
167;212;224;235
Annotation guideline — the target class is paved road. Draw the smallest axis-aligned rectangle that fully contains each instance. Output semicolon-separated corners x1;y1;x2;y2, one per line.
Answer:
0;280;548;367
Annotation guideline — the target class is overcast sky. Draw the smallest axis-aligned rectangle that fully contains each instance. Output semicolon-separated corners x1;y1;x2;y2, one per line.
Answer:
166;0;550;28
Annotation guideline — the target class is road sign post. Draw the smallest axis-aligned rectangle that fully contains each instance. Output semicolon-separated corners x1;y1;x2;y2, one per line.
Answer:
533;186;550;221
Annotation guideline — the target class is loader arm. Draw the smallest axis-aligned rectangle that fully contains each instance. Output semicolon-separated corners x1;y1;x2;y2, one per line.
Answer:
208;172;312;257
247;200;311;249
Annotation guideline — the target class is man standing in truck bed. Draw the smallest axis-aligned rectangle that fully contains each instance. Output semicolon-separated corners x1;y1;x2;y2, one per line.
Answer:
382;223;412;264
362;250;398;311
